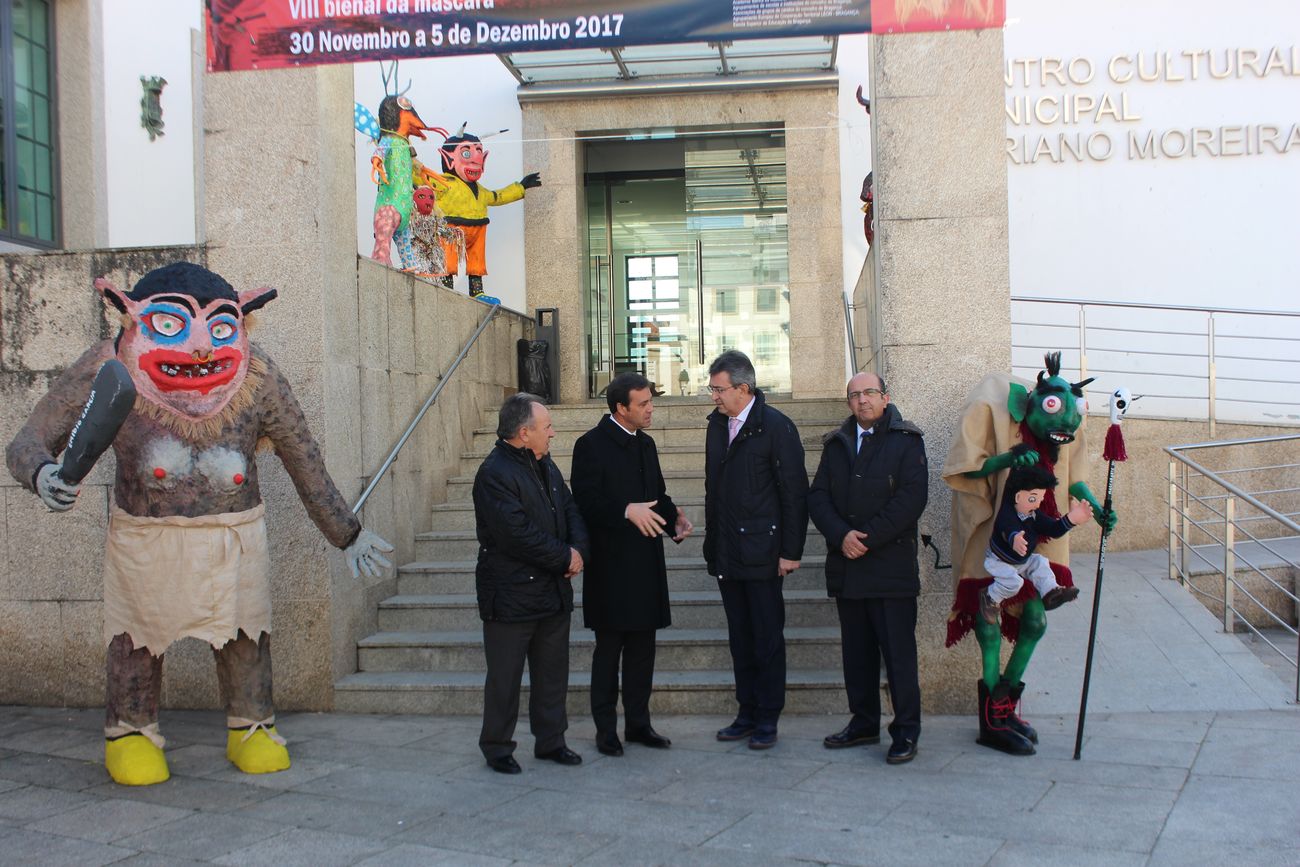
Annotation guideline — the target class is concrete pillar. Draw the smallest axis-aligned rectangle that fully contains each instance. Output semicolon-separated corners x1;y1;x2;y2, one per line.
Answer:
870;29;1011;710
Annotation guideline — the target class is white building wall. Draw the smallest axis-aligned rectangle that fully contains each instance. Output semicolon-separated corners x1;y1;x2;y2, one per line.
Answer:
352;55;527;312
100;0;201;248
1004;0;1300;311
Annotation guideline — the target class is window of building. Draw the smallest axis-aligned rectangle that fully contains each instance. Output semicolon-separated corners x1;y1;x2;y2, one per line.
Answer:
755;331;779;364
1;0;59;247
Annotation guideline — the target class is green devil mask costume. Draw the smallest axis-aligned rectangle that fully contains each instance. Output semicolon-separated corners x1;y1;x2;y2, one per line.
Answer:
941;352;1117;756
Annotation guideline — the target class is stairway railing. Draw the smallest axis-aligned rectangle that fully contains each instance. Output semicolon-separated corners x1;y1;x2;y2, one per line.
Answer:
352;303;502;515
1166;434;1300;701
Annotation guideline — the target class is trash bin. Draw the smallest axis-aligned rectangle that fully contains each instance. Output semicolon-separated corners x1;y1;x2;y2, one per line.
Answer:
517;338;552;403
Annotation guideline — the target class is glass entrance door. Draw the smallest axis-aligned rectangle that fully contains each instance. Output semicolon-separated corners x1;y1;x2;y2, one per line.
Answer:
584;128;789;398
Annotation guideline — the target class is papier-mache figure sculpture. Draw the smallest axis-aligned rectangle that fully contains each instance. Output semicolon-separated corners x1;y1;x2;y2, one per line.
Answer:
941;352;1116;756
407;184;465;279
5;262;394;786
436;123;541;304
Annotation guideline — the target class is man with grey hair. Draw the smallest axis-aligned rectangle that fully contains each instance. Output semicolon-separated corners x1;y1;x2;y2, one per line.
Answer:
473;393;590;774
704;350;808;749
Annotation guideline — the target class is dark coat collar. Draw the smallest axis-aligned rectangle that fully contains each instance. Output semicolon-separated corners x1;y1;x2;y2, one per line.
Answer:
826;403;920;450
707;388;767;433
598;413;640;448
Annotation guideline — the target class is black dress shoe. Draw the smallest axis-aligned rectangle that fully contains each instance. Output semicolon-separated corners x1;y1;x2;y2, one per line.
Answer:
625;727;671;749
486;755;522;774
823;725;881;749
716;721;757;741
748;728;778;750
535;746;583;766
596;732;624;756
886;739;918;765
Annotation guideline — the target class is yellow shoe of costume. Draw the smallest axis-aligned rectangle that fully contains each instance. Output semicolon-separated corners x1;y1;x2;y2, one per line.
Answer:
226;726;291;774
104;735;170;786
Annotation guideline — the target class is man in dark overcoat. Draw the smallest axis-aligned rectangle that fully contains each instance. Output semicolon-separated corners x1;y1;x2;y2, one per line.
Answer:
473;393;590;774
808;372;928;764
571;372;693;757
704;350;808;750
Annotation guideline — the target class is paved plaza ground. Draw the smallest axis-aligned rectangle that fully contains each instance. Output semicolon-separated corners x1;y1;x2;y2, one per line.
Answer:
0;551;1296;866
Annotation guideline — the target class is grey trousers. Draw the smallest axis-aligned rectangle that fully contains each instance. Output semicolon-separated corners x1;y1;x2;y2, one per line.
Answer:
479;611;571;760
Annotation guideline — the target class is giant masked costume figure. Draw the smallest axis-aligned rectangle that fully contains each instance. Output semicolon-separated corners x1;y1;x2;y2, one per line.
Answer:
6;263;393;786
363;93;444;270
941;352;1116;755
436;126;540;303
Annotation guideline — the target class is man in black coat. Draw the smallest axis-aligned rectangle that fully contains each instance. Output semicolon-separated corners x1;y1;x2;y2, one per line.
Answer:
704;350;808;750
473;393;590;774
571;373;693;757
808;372;928;765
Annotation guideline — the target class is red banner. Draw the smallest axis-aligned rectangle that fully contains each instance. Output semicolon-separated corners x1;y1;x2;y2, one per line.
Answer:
870;0;1005;34
207;0;1003;72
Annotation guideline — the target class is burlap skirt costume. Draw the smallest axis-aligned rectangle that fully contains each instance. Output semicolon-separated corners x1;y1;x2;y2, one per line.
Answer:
103;504;272;654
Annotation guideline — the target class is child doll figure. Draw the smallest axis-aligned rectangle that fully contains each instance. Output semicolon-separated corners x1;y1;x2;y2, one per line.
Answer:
980;465;1091;625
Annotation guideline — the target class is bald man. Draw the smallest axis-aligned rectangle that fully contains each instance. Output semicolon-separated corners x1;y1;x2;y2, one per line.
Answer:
807;373;928;764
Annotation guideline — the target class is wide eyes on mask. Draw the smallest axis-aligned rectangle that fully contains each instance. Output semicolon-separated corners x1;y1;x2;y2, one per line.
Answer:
1041;395;1063;414
210;320;236;341
144;309;189;342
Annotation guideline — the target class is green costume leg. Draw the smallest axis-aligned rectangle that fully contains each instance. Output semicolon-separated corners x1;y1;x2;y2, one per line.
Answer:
973;617;1002;690
1003;597;1046;685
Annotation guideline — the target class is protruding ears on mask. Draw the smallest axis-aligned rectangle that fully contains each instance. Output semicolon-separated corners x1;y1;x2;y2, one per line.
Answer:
1008;382;1030;423
95;277;128;314
238;286;277;315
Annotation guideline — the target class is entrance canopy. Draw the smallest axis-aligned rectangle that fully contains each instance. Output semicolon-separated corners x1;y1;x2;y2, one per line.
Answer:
206;0;1003;73
497;36;838;85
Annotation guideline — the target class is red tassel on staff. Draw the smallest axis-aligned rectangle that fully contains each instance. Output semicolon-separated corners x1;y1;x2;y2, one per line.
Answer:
1103;423;1127;463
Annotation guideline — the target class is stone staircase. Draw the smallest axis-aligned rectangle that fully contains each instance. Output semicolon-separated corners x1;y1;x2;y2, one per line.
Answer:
334;397;855;715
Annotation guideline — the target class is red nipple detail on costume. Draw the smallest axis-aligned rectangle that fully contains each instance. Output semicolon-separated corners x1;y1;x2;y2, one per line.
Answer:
153;467;166;479
233;473;245;485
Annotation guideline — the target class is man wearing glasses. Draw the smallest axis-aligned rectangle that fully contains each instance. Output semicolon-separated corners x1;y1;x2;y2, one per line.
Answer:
704;351;808;750
808;372;928;764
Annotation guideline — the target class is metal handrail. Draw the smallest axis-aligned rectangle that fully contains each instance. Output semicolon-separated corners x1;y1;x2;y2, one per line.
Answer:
352;304;502;515
1165;434;1300;701
1011;296;1300;434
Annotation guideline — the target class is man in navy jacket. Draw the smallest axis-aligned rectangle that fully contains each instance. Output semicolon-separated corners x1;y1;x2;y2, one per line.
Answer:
704;351;808;750
808;372;928;764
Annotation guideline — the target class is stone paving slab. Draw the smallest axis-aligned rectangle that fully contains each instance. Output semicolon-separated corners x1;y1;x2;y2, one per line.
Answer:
0;549;1297;864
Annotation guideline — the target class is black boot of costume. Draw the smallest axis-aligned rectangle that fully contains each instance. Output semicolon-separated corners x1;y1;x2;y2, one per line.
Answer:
1006;681;1039;744
469;275;484;297
976;680;1035;756
439;275;454;289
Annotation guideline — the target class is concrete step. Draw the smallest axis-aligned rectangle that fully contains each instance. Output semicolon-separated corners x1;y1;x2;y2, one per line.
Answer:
413;525;829;561
469;418;844;454
357;626;843;673
455;445;828;480
479;399;849;428
430;496;713;532
376;589;838;632
396;555;830;595
448;468;719;499
334;668;862;716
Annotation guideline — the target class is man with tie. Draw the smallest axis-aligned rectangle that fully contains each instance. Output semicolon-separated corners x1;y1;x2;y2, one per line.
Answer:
704;350;808;750
808;372;928;764
571;372;693;757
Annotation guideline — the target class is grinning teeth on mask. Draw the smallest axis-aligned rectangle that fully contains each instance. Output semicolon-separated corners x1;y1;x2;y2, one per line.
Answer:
160;359;231;379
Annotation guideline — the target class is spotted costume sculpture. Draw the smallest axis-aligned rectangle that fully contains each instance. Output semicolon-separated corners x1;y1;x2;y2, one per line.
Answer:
941;352;1116;756
5;262;393;786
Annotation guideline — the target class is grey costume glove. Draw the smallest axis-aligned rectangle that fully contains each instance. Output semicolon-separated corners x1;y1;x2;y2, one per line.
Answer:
36;462;81;511
345;529;395;579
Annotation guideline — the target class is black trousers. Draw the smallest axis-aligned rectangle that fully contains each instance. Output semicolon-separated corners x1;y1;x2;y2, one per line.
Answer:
718;576;786;729
479;611;571;760
590;628;657;735
836;596;921;743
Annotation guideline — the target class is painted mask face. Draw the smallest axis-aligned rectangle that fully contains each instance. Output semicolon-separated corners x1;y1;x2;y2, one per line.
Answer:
446;139;487;183
1011;352;1093;457
413;185;437;216
96;263;276;420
